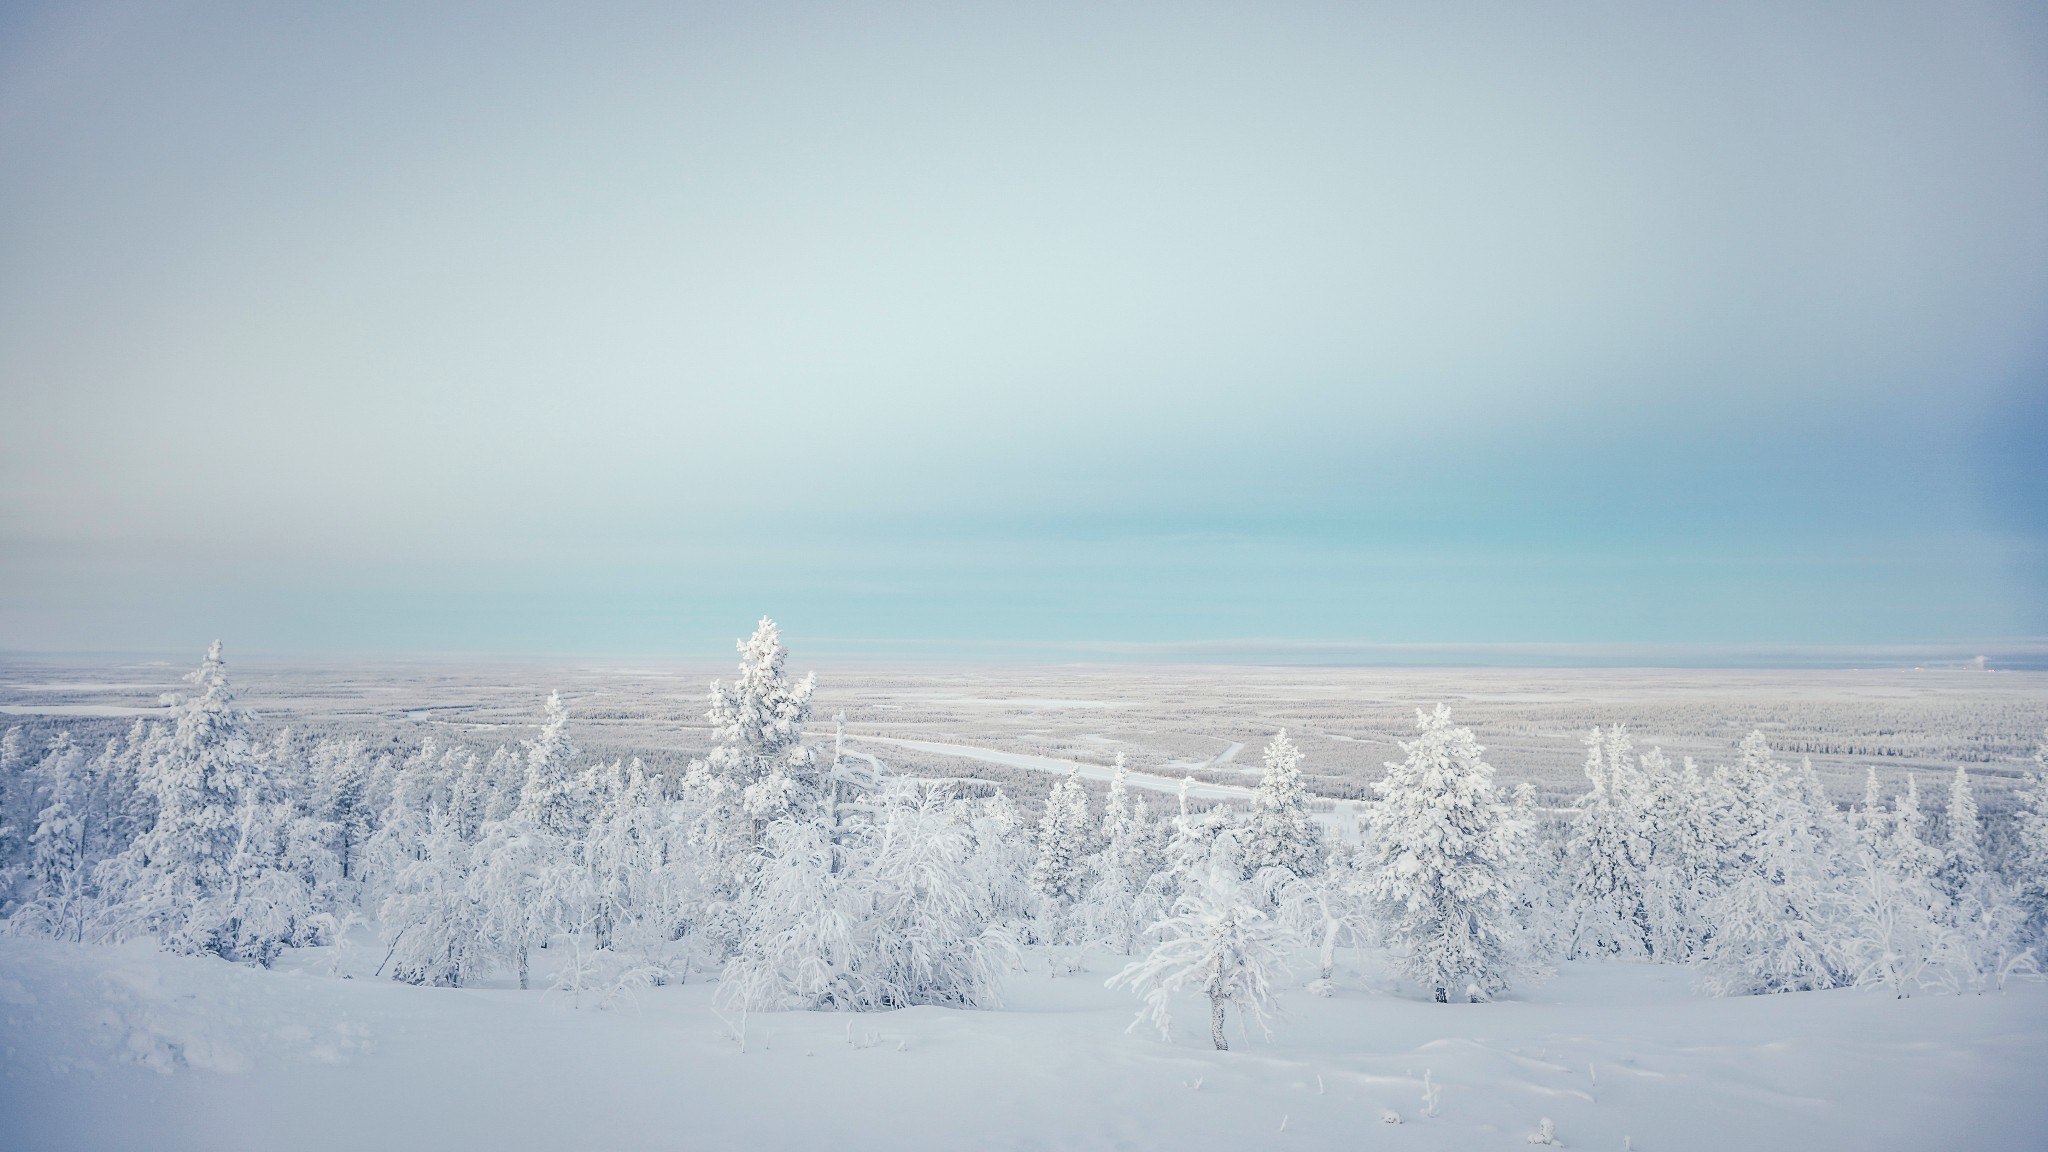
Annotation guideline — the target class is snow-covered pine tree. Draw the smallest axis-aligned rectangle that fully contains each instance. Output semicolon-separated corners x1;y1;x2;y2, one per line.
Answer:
1080;755;1162;954
1507;780;1566;963
0;725;26;907
94;642;323;965
2015;736;2048;948
469;695;588;989
515;692;583;837
706;618;819;830
1563;727;1654;959
1108;831;1296;1050
1922;765;2023;992
1240;731;1323;882
1890;774;1938;875
1636;748;1714;961
310;738;376;889
1695;735;1853;996
1359;704;1535;1002
683;618;821;954
1939;765;1984;903
8;734;94;940
363;737;449;891
1030;769;1093;941
1840;775;1967;995
1853;767;1888;842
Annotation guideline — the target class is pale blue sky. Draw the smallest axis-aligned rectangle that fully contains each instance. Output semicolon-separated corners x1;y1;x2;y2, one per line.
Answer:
1;1;2044;658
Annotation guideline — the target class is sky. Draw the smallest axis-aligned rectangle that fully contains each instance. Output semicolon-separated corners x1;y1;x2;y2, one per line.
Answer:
1;1;2045;659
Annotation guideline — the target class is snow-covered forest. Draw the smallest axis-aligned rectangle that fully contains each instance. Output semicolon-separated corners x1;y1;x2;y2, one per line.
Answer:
4;623;2048;1149
5;621;2046;1025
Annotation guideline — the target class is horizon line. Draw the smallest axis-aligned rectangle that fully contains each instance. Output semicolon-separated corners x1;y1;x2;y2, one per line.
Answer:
4;637;2047;672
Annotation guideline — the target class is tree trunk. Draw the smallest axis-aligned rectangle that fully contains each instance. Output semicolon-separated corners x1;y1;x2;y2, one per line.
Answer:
1209;995;1229;1051
1434;986;1448;1003
517;943;529;990
1320;918;1341;981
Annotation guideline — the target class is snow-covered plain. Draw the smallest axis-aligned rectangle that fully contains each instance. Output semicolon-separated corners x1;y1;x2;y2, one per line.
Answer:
3;933;2044;1151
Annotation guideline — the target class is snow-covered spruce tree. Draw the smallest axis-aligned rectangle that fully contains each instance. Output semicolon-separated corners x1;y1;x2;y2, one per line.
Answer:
469;694;587;989
309;737;376;895
1694;736;1854;996
1358;704;1536;1002
1840;775;1970;995
1563;727;1654;959
1030;769;1093;942
1080;755;1164;954
1636;749;1715;962
1933;765;2029;988
2015;736;2048;948
1507;780;1568;963
685;618;820;954
1240;731;1323;883
707;617;820;831
1939;765;1984;904
94;643;325;965
1108;831;1297;1050
515;692;583;837
0;725;27;907
8;734;96;940
1563;731;1714;963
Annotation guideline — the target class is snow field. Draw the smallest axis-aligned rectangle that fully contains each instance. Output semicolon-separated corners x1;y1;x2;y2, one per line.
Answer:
3;935;2045;1151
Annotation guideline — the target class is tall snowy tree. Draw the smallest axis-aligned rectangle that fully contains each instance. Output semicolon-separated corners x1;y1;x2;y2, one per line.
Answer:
1938;765;1984;903
1080;756;1163;954
705;618;819;830
95;642;324;965
310;738;376;888
2015;736;2048;948
684;618;820;953
8;734;95;940
1696;737;1853;996
1358;704;1536;1002
514;692;583;837
1563;727;1654;959
468;694;587;989
1240;731;1323;882
1030;769;1093;940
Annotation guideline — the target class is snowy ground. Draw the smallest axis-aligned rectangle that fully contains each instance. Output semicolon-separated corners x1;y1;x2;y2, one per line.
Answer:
3;936;2043;1151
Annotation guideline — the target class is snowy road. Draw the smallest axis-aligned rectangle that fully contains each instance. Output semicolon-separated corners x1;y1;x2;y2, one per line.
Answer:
847;735;1360;836
848;735;1258;804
